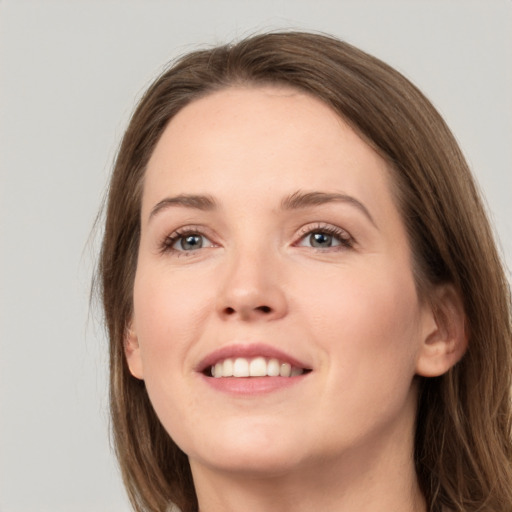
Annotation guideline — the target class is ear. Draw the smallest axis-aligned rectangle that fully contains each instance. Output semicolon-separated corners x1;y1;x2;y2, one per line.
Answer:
124;321;144;380
415;284;468;377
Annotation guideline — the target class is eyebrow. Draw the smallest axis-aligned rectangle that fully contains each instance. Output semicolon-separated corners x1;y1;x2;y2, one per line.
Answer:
148;190;376;227
149;194;217;220
281;190;377;227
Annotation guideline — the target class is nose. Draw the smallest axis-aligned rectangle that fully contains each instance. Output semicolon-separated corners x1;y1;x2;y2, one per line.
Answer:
216;247;288;322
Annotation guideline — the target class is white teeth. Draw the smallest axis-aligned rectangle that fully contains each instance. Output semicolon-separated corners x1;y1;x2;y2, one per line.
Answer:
214;362;223;378
280;363;292;377
223;358;233;377
210;357;306;378
213;358;233;378
233;358;249;377
249;357;267;377
267;358;280;377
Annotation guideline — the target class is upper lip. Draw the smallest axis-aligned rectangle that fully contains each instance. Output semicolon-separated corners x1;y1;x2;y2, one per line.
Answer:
196;343;311;373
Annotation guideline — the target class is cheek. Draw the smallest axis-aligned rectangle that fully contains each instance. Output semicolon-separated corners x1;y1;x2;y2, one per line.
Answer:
132;264;213;376
130;265;215;442
295;266;424;444
300;262;423;383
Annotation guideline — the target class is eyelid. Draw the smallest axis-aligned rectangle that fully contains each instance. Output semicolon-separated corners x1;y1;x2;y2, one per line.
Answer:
159;225;218;254
293;222;354;248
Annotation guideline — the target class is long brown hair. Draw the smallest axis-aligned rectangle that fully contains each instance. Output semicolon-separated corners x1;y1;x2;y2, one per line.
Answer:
98;31;512;512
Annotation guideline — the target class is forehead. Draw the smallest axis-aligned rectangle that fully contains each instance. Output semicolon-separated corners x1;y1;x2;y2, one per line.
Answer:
143;85;395;217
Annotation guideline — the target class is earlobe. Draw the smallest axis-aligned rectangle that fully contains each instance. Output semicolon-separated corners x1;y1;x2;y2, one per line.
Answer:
415;285;468;378
124;323;144;380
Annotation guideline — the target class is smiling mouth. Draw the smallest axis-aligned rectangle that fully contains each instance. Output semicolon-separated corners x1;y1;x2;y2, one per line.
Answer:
206;356;312;378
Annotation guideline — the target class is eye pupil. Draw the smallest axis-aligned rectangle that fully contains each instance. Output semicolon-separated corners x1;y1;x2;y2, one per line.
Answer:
310;232;332;247
181;235;203;250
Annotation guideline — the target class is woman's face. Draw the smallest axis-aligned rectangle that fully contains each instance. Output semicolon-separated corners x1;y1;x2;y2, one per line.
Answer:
127;86;436;477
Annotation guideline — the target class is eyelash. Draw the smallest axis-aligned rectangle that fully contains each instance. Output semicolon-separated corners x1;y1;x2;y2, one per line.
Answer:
160;226;215;255
295;223;354;250
159;223;354;255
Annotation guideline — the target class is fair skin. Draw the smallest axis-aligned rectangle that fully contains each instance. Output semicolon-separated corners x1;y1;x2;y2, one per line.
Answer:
126;86;466;512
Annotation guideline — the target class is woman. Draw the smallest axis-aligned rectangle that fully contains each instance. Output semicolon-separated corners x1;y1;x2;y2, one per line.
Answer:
98;32;512;512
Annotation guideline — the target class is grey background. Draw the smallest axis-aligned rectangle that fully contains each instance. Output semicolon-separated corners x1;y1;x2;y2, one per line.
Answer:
1;1;510;511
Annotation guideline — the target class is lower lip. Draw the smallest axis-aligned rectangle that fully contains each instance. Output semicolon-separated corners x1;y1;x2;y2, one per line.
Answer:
199;374;308;395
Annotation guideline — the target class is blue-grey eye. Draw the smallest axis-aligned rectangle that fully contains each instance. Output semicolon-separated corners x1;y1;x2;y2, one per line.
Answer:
310;232;335;248
175;234;205;251
162;230;216;254
303;231;342;248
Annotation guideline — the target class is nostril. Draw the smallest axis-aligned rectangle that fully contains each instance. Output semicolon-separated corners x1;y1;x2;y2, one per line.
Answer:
221;305;273;317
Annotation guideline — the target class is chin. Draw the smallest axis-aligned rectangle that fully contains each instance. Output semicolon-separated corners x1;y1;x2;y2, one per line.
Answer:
194;447;306;478
183;420;309;476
